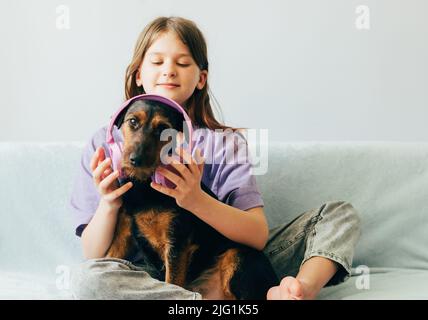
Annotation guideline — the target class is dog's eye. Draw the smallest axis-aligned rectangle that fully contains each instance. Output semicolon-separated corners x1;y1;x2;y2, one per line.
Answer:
129;118;139;129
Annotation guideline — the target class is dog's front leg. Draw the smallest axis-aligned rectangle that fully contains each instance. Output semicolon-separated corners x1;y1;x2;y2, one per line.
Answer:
105;210;135;259
165;242;198;287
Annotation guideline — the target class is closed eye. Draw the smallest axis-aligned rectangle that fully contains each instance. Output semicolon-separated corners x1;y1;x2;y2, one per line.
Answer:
151;61;191;67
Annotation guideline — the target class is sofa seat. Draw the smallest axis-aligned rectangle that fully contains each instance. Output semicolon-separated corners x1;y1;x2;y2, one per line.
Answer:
318;267;428;299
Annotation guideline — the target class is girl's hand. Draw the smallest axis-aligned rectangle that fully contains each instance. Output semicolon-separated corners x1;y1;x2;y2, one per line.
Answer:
90;147;133;211
151;141;205;212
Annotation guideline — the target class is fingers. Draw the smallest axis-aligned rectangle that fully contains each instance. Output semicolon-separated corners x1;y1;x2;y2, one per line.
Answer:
90;147;133;205
98;147;106;162
98;170;120;194
101;167;113;180
174;146;205;176
174;132;191;163
165;142;206;183
150;181;177;198
175;131;184;146
104;181;133;202
173;142;199;171
90;147;101;172
97;168;133;200
195;148;205;174
157;167;183;187
167;155;191;180
92;157;112;186
175;145;195;166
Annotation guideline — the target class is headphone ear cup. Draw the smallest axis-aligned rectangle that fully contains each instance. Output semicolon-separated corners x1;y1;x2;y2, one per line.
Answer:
110;142;123;172
102;142;121;172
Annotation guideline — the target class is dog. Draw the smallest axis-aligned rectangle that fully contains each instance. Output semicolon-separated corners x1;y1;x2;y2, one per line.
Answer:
105;98;279;299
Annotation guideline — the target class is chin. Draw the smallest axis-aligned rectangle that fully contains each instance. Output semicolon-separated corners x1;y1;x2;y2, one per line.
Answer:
154;90;184;105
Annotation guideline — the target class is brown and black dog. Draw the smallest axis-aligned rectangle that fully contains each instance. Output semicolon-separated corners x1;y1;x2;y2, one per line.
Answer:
105;99;279;299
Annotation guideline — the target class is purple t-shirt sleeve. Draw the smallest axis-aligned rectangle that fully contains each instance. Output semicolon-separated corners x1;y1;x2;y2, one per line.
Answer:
198;129;264;211
69;127;106;237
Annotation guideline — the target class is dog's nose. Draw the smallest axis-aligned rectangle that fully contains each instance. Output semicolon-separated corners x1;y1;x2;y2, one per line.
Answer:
129;153;142;167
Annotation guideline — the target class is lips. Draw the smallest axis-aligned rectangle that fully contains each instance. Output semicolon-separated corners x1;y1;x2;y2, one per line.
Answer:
158;83;180;88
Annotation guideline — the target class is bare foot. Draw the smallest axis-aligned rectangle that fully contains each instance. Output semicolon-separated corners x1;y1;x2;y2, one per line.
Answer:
266;276;316;300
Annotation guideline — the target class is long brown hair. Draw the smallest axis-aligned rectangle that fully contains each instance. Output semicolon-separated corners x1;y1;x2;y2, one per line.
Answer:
124;16;238;131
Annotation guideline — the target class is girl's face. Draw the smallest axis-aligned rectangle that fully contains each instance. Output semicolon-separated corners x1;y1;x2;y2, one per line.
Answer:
136;31;207;107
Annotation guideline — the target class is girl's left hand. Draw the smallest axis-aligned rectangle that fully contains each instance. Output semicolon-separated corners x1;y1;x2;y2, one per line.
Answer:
150;142;205;212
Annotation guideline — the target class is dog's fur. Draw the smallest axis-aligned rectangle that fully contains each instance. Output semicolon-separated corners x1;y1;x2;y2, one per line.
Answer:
105;99;278;299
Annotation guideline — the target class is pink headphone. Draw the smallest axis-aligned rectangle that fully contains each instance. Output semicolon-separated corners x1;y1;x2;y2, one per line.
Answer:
103;93;193;188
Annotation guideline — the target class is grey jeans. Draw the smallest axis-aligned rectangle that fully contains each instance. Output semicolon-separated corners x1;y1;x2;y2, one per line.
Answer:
70;201;361;299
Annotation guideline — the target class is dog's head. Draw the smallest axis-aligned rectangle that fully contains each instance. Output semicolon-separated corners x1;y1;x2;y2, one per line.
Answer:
116;99;187;183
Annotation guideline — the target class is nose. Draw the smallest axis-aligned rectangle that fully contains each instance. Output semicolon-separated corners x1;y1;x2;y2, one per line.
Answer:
163;70;177;77
129;153;142;167
162;61;177;78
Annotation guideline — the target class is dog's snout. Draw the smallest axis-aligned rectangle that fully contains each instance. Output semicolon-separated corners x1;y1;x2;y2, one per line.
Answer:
129;153;142;167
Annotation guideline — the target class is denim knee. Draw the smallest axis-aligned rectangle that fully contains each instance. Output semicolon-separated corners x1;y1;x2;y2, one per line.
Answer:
326;200;362;236
303;200;362;285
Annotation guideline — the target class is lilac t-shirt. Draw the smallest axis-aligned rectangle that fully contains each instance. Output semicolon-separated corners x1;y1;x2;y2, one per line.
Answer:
69;125;264;240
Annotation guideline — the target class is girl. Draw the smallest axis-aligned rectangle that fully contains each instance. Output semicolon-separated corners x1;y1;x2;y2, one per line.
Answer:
69;16;361;300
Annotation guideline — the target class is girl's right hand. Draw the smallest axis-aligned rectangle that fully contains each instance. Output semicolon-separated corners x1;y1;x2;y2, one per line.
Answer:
90;147;133;211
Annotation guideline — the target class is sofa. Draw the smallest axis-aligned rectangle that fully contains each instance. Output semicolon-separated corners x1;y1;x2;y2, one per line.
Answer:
1;141;427;299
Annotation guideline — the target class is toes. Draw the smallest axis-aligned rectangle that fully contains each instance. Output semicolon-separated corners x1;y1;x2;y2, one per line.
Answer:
270;276;307;300
280;276;295;286
266;286;281;300
280;276;304;299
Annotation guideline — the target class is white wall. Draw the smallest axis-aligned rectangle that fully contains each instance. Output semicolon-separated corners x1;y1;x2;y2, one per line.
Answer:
1;0;427;142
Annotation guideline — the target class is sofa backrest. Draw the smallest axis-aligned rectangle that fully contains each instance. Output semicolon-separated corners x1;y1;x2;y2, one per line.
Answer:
0;142;427;277
257;142;428;270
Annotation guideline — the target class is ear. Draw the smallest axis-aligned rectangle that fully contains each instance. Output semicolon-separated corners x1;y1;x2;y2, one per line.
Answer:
196;70;208;90
136;67;143;87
